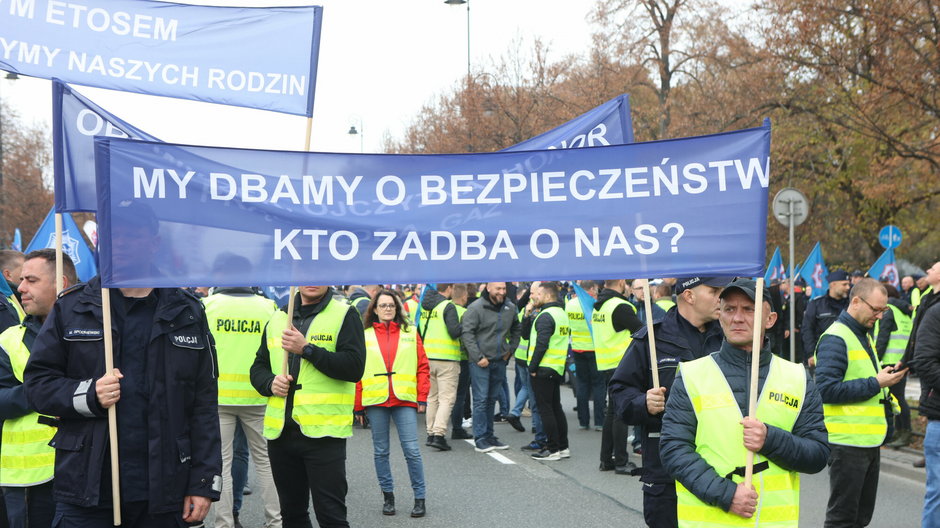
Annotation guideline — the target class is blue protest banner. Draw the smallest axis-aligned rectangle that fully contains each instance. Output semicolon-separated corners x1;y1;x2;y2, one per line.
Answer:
93;123;771;288
868;248;899;288
53;79;161;212
2;1;322;116
571;282;596;337
502;94;634;151
25;208;97;282
763;247;786;283
798;242;829;299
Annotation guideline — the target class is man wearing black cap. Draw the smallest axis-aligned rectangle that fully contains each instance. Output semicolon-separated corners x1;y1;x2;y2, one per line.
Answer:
660;278;828;526
609;276;725;528
802;270;851;366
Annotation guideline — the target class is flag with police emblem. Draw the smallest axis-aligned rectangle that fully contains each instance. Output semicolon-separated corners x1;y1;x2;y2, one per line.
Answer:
25;207;97;282
868;248;899;288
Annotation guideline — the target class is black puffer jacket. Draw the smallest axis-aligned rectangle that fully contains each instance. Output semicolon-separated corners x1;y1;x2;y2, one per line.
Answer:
912;299;940;420
660;341;828;512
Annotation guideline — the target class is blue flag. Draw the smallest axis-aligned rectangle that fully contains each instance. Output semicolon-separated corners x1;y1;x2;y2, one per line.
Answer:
93;122;771;288
571;282;596;337
502;94;634;151
868;248;899;288
763;247;786;283
798;242;829;299
2;1;322;115
25;208;97;282
53;80;161;213
11;229;21;252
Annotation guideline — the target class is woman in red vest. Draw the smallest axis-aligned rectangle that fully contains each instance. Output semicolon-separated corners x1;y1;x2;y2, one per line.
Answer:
355;289;430;518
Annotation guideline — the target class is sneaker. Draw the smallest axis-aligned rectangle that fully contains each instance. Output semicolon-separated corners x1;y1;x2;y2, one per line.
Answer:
242;485;252;496
531;449;561;461
579;425;590;430
474;439;495;453
521;408;532;417
451;428;473;440
462;418;473;429
558;448;570;458
488;437;510;450
521;441;543;451
506;414;525;432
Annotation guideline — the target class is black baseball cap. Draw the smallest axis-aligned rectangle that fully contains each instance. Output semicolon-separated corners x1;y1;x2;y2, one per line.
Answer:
828;270;850;282
675;277;729;294
719;278;773;305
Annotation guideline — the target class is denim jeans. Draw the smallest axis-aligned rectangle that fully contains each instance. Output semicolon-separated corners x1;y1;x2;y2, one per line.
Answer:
232;419;249;514
511;361;531;417
572;351;605;427
924;420;940;528
469;359;507;441
364;406;426;499
498;370;510;416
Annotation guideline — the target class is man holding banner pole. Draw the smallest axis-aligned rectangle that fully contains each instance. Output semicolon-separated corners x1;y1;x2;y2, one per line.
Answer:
23;205;222;527
660;278;828;526
250;285;366;528
609;276;725;528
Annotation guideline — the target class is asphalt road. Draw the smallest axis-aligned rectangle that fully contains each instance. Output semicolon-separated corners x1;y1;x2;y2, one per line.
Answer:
218;374;928;528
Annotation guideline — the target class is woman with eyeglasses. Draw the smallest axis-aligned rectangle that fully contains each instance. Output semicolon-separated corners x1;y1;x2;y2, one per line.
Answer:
355;289;430;518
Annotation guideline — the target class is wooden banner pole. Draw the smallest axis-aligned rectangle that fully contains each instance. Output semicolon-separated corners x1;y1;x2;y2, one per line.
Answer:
743;277;765;488
101;287;122;525
640;280;660;389
54;214;64;294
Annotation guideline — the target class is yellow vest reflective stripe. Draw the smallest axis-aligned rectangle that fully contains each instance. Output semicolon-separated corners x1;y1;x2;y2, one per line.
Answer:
530;306;570;376
205;294;278;406
361;326;419;405
7;295;24;323
875;304;911;366
263;299;357;440
676;355;805;528
515;309;529;361
592;297;635;371
655;298;676;312
566;297;594;352
818;322;888;447
0;325;55;486
455;305;468;360
420;300;461;361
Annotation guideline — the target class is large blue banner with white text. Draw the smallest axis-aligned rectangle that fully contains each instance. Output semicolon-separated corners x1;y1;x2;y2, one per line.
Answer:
53;79;160;212
93;124;771;288
503;94;634;151
2;0;322;115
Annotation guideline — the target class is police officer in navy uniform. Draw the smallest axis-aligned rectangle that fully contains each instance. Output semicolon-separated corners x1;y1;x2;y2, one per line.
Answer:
803;270;851;366
23;204;222;527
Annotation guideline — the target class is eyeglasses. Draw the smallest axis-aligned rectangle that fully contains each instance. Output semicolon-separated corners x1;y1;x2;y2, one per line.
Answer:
376;304;397;310
859;297;889;315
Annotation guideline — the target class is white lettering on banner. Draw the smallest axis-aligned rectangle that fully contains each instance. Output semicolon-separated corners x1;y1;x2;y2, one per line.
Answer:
7;0;36;19
67;52;199;87
75;109;129;138
207;69;306;96
0;38;60;67
132;168;194;199
546;123;611;150
45;1;179;41
271;225;686;263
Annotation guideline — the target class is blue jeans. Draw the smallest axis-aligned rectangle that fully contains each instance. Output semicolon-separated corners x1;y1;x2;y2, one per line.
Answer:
365;406;426;499
925;420;940;528
573;352;605;427
232;419;249;514
498;370;510;416
451;360;471;430
469;359;506;441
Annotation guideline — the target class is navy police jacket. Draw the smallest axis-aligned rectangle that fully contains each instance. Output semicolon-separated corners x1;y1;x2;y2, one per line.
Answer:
23;277;221;512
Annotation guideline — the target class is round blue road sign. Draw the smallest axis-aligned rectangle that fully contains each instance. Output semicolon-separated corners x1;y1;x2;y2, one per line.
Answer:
879;225;902;249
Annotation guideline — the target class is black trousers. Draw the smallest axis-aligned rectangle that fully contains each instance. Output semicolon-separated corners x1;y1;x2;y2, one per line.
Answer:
3;482;54;528
642;482;677;528
889;376;911;431
531;374;568;452
51;500;185;528
600;369;629;466
451;360;471;429
268;423;349;528
824;445;880;528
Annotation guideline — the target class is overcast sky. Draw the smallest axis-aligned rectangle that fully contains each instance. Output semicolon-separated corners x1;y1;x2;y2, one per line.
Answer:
2;0;597;154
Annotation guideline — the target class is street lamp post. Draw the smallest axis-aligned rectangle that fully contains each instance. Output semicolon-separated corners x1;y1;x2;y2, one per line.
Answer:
445;0;472;151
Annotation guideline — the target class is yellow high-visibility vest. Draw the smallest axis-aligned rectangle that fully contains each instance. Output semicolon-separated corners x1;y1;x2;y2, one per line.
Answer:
361;326;419;405
566;297;594;352
205;293;278;406
675;355;805;528
419;300;461;361
529;306;570;376
0;325;55;486
592;297;635;371
816;322;888;447
263;299;358;440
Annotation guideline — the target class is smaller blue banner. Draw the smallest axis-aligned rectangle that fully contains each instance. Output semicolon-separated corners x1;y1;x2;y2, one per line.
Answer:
24;208;97;282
